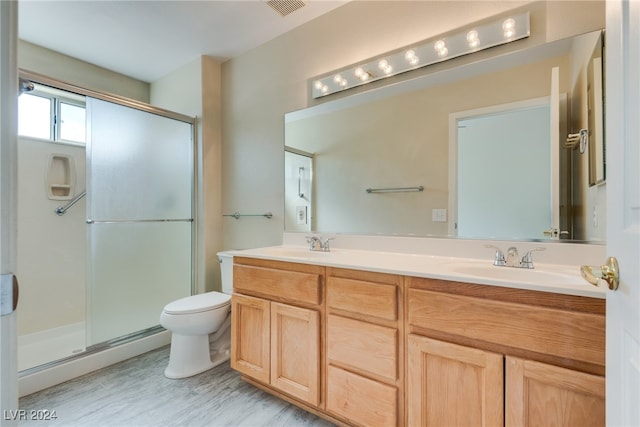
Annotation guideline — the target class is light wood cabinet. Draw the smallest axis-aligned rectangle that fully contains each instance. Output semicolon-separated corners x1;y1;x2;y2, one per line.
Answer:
325;267;404;426
505;356;605;427
231;258;322;408
407;276;606;427
230;257;606;427
407;334;504;427
270;301;320;405
231;293;270;383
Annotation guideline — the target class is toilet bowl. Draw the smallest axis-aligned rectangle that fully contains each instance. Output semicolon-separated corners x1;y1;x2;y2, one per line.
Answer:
159;250;236;379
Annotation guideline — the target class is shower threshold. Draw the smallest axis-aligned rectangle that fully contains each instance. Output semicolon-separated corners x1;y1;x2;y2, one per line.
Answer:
19;325;165;376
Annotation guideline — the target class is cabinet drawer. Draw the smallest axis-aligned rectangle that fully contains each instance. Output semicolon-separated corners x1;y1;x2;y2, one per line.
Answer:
327;276;397;320
408;288;605;367
327;314;397;382
326;365;397;427
234;264;321;306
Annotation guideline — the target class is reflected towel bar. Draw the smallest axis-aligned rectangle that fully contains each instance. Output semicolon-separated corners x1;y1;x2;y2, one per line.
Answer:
55;190;86;216
224;212;273;220
366;186;424;194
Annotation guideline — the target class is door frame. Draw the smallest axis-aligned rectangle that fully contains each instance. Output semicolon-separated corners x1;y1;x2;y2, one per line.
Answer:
0;0;19;421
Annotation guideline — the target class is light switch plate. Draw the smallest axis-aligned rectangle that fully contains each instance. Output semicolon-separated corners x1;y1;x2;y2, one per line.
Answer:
296;206;307;225
432;208;447;222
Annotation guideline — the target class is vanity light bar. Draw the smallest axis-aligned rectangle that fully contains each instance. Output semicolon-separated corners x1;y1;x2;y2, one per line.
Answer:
311;12;530;99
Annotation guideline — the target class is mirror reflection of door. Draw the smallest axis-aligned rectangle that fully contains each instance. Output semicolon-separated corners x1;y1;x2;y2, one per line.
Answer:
284;148;313;232
454;100;553;240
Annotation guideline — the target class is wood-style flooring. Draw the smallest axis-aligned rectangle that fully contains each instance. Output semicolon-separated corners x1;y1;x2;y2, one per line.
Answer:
19;346;334;427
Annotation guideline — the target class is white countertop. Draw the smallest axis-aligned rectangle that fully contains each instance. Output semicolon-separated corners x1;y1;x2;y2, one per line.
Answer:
232;245;607;299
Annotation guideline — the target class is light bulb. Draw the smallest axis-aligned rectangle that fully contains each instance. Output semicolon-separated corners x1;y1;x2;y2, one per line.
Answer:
378;60;392;75
405;49;419;65
314;81;323;90
354;67;364;78
503;18;515;38
434;40;448;57
333;74;343;84
466;30;479;48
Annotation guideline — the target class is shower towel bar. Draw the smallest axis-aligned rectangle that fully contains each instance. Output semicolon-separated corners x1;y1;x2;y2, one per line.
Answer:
55;190;86;216
224;212;273;220
366;186;424;194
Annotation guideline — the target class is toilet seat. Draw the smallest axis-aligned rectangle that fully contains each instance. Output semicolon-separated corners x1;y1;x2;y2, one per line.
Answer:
163;292;231;315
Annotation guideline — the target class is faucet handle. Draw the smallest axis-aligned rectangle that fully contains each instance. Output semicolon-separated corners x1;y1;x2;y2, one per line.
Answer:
318;236;334;252
484;244;506;266
305;235;322;251
521;247;546;268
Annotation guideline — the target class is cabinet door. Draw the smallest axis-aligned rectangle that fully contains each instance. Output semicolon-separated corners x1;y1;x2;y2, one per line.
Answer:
270;302;320;406
230;294;270;383
505;356;605;427
407;334;504;427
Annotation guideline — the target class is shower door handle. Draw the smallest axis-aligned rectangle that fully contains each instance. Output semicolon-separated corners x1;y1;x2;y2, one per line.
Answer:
0;274;19;315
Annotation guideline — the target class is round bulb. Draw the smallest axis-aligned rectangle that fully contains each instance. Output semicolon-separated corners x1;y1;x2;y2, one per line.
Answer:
466;30;479;47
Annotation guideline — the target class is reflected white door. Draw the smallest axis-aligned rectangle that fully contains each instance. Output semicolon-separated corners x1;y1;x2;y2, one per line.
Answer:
605;1;640;425
0;0;19;421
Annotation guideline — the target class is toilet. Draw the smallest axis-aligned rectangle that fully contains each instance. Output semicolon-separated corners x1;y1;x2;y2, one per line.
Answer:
159;250;236;379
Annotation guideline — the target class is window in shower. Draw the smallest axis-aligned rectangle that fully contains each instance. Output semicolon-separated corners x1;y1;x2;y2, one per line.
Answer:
18;83;86;144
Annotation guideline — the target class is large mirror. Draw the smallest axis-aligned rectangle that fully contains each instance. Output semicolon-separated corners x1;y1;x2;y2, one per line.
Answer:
285;30;605;242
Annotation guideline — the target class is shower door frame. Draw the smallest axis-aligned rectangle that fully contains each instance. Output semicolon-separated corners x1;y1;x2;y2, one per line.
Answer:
17;69;199;362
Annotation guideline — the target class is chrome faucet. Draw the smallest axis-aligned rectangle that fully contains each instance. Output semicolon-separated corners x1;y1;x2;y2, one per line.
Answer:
485;245;545;269
305;235;333;252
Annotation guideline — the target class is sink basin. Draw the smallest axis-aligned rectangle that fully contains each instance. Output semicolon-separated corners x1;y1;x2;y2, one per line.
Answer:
254;246;333;259
449;263;580;286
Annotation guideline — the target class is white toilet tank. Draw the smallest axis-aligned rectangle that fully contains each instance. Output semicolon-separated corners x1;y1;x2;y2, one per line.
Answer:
217;251;236;294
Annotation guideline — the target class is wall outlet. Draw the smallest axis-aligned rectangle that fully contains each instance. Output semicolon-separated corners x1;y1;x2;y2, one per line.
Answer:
432;208;447;222
296;206;307;225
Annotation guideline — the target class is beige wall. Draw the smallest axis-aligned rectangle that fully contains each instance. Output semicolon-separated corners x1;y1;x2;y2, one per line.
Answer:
221;0;605;250
19;40;149;102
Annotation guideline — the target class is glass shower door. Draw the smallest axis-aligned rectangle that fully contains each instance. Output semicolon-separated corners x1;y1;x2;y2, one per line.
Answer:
86;98;194;345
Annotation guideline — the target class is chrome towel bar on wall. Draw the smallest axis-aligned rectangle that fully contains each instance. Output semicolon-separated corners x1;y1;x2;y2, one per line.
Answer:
223;212;273;220
366;186;424;194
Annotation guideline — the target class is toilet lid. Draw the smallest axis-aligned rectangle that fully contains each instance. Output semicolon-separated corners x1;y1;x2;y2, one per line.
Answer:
163;292;231;315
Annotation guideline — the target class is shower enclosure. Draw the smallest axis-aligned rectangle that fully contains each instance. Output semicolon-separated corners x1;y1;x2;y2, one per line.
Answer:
16;76;195;372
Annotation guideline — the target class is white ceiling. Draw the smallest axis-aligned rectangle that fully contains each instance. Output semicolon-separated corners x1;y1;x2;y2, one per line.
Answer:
18;0;349;82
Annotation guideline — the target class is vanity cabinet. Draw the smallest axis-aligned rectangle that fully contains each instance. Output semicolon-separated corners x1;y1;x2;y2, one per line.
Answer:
406;276;606;427
325;267;404;426
229;255;606;427
230;257;323;407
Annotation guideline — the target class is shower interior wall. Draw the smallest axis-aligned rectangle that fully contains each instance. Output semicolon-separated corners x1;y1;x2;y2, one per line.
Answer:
17;138;87;371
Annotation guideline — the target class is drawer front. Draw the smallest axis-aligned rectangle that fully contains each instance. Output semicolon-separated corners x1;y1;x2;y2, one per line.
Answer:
234;264;321;306
408;288;605;367
327;276;397;320
326;365;397;427
327;314;397;382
